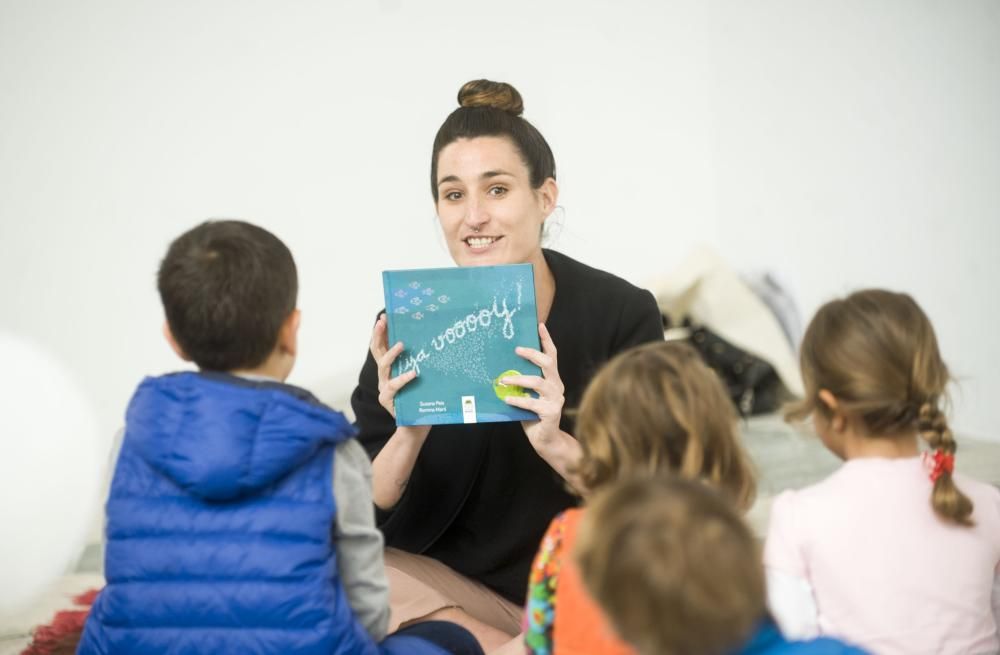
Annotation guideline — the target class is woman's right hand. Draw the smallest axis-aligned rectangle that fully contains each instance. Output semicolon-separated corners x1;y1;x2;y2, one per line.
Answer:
369;313;432;509
370;313;419;419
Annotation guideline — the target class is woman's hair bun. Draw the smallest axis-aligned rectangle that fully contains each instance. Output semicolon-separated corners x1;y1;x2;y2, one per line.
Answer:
457;79;524;116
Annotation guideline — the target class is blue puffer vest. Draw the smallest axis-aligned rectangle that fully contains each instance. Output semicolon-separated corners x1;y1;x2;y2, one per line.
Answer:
736;620;869;655
78;372;380;655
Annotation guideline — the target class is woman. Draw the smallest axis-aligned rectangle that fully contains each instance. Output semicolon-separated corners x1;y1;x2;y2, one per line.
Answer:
351;79;663;651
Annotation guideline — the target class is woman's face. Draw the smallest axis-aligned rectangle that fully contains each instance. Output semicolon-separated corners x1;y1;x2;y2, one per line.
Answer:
435;136;557;267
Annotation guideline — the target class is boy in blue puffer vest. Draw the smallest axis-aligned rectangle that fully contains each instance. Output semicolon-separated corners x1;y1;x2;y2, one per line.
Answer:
78;220;482;655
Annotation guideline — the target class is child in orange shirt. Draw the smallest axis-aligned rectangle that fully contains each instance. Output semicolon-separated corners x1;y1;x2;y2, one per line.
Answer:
523;340;757;655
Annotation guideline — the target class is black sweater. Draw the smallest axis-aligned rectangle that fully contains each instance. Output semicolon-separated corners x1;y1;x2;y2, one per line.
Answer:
351;249;664;603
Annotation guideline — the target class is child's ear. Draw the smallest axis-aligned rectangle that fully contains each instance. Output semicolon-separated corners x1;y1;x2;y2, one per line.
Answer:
162;322;191;362
278;309;301;358
817;389;847;432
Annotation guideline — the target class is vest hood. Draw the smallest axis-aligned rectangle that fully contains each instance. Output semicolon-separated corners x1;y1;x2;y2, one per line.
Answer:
126;372;355;501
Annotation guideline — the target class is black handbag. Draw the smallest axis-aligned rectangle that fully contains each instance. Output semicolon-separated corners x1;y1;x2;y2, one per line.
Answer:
665;315;784;416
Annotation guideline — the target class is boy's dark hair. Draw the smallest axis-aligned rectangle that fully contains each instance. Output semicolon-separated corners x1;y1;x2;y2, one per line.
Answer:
157;220;297;372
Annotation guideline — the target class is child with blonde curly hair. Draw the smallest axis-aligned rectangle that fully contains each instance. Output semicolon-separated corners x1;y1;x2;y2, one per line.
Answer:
523;340;756;654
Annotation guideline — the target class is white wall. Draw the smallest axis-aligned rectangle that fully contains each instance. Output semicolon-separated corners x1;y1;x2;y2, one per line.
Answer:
709;0;1000;439
0;0;996;453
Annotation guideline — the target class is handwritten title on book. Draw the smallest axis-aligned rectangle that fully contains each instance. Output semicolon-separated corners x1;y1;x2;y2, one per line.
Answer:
397;290;522;377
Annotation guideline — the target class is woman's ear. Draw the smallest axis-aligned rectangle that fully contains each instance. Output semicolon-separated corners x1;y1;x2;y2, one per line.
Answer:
818;389;847;432
538;177;559;216
162;322;191;362
278;309;301;358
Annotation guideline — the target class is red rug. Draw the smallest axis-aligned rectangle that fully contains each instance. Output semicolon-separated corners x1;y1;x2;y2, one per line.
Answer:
20;589;99;655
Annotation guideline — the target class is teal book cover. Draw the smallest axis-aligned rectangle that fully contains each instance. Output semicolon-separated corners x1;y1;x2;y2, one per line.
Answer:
382;263;542;426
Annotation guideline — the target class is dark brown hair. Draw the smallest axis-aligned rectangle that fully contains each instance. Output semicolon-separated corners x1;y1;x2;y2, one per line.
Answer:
787;289;973;525
430;79;556;201
157;220;297;372
575;476;766;655
573;340;756;511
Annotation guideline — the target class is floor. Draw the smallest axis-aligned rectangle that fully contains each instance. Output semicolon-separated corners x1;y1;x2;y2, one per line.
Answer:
741;414;1000;535
3;414;998;654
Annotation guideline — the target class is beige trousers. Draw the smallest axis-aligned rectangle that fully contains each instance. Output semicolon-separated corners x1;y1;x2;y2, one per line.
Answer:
384;547;523;637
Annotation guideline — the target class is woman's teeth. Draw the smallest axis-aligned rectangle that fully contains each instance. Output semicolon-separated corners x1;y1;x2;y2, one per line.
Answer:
467;237;497;248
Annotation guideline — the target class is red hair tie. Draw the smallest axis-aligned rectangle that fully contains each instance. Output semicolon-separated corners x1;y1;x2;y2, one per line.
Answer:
923;449;954;482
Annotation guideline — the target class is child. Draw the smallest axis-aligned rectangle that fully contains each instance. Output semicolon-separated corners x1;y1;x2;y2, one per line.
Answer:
77;220;482;655
574;476;868;655
765;289;1000;654
523;340;757;655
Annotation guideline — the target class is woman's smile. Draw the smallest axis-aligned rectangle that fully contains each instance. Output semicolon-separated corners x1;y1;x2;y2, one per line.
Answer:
464;235;503;251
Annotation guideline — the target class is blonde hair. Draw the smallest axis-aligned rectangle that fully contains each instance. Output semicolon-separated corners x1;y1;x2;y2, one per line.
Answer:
787;289;973;525
573;340;756;511
575;476;766;655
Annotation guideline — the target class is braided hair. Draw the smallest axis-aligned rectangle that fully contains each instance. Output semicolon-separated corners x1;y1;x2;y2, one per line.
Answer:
786;289;973;525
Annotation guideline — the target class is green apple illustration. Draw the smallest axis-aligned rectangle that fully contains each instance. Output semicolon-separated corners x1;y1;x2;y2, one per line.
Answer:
493;369;529;400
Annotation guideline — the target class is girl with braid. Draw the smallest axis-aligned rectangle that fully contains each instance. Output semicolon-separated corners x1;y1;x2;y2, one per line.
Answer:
765;289;1000;655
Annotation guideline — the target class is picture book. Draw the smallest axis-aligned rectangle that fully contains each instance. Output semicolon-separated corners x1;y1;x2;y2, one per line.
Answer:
382;263;542;426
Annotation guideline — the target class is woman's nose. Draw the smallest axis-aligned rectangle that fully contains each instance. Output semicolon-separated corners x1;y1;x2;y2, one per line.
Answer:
465;200;489;230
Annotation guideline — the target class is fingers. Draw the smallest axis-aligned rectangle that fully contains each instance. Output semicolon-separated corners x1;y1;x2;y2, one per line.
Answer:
377;341;405;378
378;369;418;418
386;369;417;394
515;323;559;374
503;393;544;414
499;374;562;402
369;314;389;359
538;322;557;357
498;374;542;392
509;325;564;452
371;315;418;418
507;325;565;399
514;346;554;371
512;350;564;398
502;375;563;411
505;392;563;420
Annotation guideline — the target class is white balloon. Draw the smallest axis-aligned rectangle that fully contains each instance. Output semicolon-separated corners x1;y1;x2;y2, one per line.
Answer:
0;334;102;616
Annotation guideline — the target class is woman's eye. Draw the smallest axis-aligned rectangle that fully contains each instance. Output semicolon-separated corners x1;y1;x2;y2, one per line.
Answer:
444;191;463;201
488;186;508;197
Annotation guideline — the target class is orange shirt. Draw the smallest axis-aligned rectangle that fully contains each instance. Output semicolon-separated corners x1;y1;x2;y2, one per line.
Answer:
525;508;635;655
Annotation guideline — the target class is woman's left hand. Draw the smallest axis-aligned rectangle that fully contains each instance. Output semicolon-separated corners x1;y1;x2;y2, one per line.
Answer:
501;323;566;453
502;323;583;486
